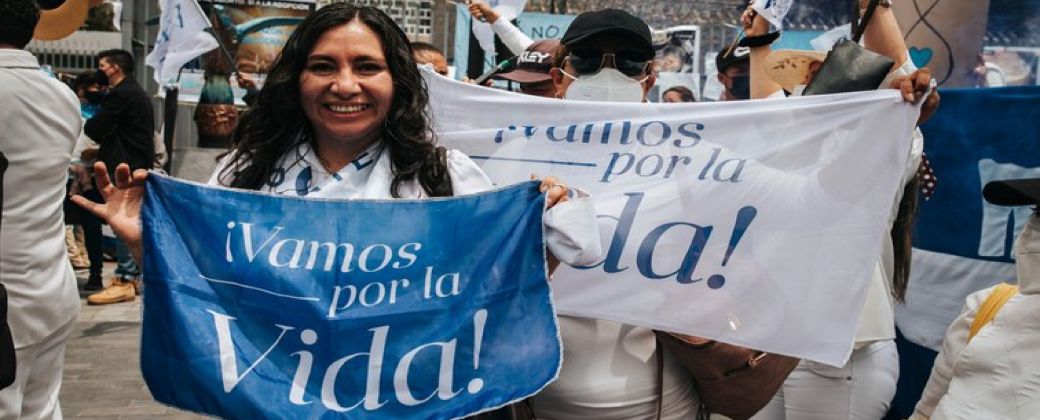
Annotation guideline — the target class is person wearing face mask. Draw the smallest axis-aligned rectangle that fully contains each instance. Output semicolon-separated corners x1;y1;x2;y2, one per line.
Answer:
715;45;751;101
69;71;105;291
548;10;657;104
536;9;699;420
909;178;1040;420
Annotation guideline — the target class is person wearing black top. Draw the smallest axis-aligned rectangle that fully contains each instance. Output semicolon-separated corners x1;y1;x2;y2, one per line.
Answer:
83;49;154;305
85;50;155;173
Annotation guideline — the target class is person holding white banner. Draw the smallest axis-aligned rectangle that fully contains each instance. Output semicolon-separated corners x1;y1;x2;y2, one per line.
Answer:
73;1;600;312
536;9;709;420
742;2;940;419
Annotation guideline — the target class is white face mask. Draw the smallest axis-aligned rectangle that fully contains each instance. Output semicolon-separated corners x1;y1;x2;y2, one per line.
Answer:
562;68;648;103
1015;212;1040;292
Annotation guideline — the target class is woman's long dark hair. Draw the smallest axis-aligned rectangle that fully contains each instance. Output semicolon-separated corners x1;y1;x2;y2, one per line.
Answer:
220;4;452;197
889;177;920;302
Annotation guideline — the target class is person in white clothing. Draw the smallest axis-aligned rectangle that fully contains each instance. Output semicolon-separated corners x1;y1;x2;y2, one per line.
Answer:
743;1;940;418
0;0;83;417
468;0;534;57
540;9;703;420
910;178;1040;420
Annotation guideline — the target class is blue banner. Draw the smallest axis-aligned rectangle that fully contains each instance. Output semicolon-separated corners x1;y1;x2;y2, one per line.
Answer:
890;86;1040;418
915;86;1040;260
899;86;1040;349
139;175;560;419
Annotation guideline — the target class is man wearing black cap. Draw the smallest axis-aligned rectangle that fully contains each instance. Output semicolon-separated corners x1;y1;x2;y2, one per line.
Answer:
911;177;1040;420
537;9;702;420
549;9;657;103
493;39;559;98
715;45;751;101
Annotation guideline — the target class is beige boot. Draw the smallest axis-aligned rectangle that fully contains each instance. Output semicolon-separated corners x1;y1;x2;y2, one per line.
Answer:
86;280;136;305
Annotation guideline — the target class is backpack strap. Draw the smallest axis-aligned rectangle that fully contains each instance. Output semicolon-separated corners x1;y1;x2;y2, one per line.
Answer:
968;283;1019;342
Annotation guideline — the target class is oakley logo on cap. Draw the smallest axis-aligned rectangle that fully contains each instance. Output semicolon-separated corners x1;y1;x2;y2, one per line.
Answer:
519;51;552;65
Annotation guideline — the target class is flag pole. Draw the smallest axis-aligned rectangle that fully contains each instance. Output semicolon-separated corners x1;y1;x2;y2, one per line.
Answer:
190;0;239;76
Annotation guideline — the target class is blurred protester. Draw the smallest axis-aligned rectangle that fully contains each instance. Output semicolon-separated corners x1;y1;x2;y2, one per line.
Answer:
468;0;534;56
662;85;696;102
743;1;940;418
716;45;751;101
911;178;1040;420
411;41;449;76
83;49;155;305
544;9;705;419
492;39;560;98
0;0;82;416
69;71;105;291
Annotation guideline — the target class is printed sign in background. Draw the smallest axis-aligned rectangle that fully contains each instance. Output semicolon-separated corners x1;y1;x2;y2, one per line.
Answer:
140;176;561;419
426;72;921;366
893;0;991;87
170;0;314;104
896;86;1040;351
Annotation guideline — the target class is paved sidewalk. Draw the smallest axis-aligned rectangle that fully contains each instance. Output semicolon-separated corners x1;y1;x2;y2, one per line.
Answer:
61;267;206;419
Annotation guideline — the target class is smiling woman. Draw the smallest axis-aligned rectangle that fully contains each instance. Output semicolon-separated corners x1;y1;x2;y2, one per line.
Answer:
219;4;452;198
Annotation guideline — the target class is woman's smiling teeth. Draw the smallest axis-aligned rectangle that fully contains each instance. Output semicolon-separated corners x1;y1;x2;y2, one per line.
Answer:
326;103;370;114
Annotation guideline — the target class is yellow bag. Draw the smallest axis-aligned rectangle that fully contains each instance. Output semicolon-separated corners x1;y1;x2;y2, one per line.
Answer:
968;283;1019;342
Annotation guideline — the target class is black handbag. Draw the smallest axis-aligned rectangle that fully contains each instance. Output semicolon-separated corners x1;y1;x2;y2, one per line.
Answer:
802;0;894;96
0;151;14;390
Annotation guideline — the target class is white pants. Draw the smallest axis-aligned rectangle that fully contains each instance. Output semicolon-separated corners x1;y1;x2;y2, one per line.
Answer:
0;319;74;420
751;340;899;420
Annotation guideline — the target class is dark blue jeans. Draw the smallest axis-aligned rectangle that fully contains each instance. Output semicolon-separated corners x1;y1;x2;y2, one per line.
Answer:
114;239;140;280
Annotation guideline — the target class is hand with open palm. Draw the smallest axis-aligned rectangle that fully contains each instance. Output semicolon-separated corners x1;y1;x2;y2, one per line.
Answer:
71;162;148;263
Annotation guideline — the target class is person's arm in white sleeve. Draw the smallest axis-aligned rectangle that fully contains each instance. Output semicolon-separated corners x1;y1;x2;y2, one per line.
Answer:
911;287;989;419
469;1;534;55
542;188;602;267
490;19;534;56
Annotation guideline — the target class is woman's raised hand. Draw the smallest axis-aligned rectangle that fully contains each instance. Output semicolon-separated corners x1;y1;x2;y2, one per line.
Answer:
534;175;570;209
71;162;148;255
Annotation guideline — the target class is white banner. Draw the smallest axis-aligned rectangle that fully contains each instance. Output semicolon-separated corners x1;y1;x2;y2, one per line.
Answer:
426;73;920;366
146;0;219;84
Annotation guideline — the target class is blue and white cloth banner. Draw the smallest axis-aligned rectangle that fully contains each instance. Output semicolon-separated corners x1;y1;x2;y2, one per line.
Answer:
140;175;561;419
425;71;921;366
896;86;1040;351
145;0;219;84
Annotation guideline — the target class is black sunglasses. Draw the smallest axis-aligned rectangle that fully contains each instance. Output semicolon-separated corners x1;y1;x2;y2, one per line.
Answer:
568;49;650;78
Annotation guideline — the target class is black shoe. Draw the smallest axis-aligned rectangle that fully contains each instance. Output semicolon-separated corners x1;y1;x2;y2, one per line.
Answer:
82;278;104;292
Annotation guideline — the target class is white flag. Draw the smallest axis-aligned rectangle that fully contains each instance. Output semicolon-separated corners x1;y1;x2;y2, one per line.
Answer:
146;0;219;84
424;70;921;366
472;0;528;53
751;0;793;30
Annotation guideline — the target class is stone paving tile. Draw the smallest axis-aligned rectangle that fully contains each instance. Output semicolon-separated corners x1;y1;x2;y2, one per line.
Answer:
61;265;208;420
